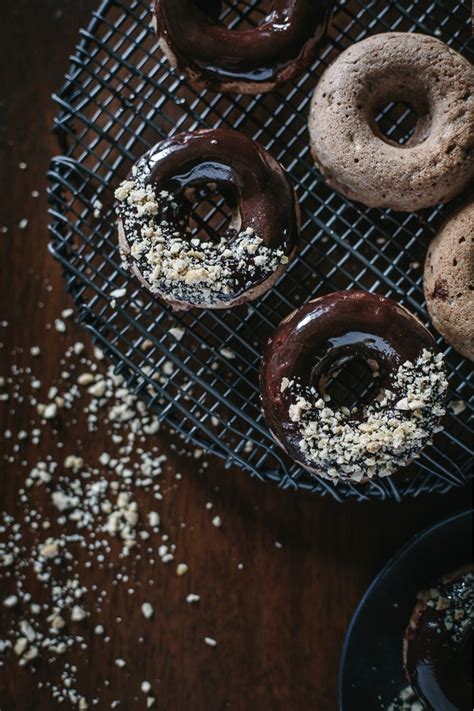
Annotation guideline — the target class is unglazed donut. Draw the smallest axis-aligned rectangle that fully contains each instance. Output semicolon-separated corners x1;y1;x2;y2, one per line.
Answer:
309;33;474;211
152;0;332;94
403;565;474;711
115;129;299;310
424;202;474;361
260;291;447;483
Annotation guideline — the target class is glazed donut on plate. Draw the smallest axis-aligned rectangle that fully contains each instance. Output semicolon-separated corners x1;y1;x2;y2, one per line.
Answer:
152;0;332;94
424;202;474;361
309;33;474;211
403;565;474;711
260;291;448;483
115;129;299;310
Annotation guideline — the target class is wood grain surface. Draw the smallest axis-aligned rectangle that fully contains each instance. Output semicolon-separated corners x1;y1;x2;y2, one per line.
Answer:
0;2;470;710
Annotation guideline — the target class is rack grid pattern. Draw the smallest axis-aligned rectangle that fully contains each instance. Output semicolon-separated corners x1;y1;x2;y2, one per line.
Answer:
48;0;473;501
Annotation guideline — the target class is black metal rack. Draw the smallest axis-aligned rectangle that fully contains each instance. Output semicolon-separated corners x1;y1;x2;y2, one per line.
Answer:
48;0;473;501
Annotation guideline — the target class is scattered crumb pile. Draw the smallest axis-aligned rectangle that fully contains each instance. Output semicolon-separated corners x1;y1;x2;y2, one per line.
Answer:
0;325;215;708
386;686;423;711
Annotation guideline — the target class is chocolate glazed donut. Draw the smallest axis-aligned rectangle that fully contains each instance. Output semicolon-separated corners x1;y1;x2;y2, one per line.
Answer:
153;0;332;94
115;129;299;310
403;565;474;711
260;291;448;483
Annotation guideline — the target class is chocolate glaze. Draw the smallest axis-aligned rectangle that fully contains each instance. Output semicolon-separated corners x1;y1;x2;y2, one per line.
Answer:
133;129;298;252
260;291;437;471
154;0;332;91
118;128;299;306
404;565;474;711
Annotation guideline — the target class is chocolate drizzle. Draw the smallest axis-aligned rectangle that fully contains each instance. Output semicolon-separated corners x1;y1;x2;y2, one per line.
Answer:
135;129;297;252
154;0;332;90
404;565;474;711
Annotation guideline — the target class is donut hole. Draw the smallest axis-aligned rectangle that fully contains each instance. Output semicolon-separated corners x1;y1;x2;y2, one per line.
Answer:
184;182;239;244
214;0;274;30
316;354;381;412
373;100;420;146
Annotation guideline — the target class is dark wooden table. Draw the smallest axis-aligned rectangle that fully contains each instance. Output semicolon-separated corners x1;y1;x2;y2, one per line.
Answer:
0;2;470;710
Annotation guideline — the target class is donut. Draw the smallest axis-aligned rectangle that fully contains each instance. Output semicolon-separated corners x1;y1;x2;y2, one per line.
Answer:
424;202;474;361
259;291;448;483
403;565;474;711
152;0;332;94
308;33;474;211
115;129;299;310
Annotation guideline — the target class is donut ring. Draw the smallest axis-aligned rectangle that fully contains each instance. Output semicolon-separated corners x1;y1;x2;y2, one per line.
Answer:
153;0;332;94
115;129;299;310
309;33;474;211
424;202;474;361
260;291;447;483
403;565;474;711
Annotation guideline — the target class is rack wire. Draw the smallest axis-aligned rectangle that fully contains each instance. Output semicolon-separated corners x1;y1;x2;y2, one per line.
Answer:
47;0;473;501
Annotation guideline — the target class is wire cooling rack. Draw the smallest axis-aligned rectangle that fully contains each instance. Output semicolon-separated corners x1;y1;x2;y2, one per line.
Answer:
47;0;473;502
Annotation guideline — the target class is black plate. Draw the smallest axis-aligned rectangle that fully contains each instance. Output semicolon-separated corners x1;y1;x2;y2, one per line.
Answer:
339;510;473;710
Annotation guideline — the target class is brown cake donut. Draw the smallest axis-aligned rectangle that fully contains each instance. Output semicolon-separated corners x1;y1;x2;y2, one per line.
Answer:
308;33;474;211
115;129;299;310
403;565;474;711
260;291;448;483
152;0;332;95
424;202;474;361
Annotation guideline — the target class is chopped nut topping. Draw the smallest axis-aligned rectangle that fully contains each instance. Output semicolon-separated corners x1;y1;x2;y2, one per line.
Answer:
141;602;154;619
285;349;447;482
115;175;290;306
421;571;474;645
386;685;423;711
